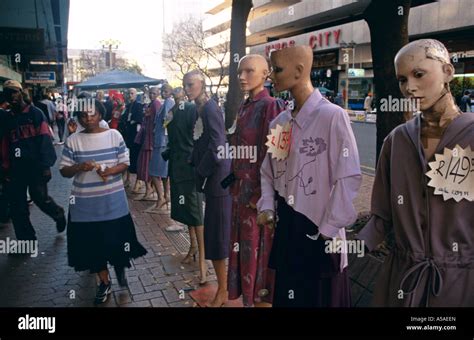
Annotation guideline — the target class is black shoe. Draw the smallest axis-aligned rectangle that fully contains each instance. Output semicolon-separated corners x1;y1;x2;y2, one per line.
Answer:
56;214;67;233
94;281;112;304
114;266;128;287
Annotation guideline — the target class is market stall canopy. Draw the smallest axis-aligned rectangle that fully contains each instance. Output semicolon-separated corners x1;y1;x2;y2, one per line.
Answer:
74;70;164;90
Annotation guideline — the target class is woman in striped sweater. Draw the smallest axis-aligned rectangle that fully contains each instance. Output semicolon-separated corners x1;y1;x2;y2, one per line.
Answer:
60;100;147;304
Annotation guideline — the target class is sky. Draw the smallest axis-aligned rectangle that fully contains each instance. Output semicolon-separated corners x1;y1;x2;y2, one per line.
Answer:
68;0;207;79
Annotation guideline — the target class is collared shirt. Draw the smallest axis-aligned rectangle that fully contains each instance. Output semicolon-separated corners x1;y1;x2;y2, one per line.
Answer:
257;89;362;271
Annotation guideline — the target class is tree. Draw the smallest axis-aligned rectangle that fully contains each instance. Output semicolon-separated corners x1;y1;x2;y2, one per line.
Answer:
225;0;253;129
363;0;411;164
78;49;102;79
115;59;143;75
162;16;229;95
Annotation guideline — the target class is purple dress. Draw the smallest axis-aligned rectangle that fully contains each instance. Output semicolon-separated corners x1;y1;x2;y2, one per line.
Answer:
192;99;231;260
136;100;159;181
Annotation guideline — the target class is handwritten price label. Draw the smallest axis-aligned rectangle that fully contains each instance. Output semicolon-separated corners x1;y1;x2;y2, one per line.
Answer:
265;122;292;161
426;145;474;202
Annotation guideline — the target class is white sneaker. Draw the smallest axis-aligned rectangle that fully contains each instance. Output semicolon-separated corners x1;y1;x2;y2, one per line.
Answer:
165;225;185;232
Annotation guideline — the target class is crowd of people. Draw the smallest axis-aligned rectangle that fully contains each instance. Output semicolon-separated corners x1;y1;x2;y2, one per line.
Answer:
0;38;472;308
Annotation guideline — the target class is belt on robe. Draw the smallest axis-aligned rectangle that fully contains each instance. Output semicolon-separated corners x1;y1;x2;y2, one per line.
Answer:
399;258;443;307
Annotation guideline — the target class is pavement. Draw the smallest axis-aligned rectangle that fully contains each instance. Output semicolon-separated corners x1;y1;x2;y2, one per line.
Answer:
0;146;381;308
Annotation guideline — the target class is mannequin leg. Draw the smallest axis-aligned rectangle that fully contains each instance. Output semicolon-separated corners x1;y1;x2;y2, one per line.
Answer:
195;226;207;284
207;259;228;307
254;302;272;308
182;226;198;264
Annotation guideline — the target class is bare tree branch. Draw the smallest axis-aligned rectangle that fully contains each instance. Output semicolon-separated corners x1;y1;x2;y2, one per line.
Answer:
162;16;229;94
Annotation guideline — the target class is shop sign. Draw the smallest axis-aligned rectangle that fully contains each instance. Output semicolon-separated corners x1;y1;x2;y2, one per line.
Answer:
348;68;365;77
25;71;56;84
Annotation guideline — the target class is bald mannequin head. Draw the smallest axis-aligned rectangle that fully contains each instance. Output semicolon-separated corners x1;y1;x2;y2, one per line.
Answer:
238;54;269;97
395;39;454;111
269;46;313;93
128;88;137;102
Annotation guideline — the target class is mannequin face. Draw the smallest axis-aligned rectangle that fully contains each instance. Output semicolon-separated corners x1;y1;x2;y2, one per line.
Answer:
269;52;295;92
128;89;137;102
183;75;203;101
161;86;172;99
149;88;159;101
395;48;453;111
238;57;268;93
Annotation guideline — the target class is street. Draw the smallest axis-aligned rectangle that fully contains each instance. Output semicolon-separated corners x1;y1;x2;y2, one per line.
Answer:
351;121;376;176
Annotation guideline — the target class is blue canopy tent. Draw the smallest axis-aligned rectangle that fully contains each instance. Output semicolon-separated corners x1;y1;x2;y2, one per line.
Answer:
74;69;164;90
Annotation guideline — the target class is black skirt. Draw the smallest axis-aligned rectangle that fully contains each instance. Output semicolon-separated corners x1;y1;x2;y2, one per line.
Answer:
269;194;351;307
67;213;147;273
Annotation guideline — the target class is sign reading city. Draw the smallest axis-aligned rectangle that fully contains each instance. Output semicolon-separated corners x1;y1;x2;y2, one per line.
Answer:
25;72;56;85
265;29;342;56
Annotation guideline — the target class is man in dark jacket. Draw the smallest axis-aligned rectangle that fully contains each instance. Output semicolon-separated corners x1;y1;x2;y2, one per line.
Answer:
3;80;66;241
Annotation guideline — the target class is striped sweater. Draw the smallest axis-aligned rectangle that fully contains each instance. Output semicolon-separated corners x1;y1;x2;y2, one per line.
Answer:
60;129;130;222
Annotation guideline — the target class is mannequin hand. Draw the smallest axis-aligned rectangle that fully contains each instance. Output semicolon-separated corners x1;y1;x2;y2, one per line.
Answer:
257;210;275;228
247;201;257;210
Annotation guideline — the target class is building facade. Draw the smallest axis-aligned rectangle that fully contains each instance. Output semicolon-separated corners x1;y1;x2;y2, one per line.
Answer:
203;0;474;108
0;0;69;96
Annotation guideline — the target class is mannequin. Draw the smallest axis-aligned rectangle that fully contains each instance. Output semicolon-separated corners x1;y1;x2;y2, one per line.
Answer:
358;39;474;307
227;55;285;307
184;70;232;306
144;84;173;212
257;46;362;307
122;88;144;193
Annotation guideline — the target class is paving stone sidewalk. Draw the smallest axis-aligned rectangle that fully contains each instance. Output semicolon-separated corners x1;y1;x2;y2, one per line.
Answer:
0;146;379;307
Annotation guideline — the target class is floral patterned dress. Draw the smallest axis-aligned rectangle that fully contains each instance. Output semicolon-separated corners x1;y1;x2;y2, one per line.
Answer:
227;89;285;306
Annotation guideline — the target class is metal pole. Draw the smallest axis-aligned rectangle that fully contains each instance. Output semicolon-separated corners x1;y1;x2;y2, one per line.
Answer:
345;59;349;110
109;44;112;69
352;47;355;69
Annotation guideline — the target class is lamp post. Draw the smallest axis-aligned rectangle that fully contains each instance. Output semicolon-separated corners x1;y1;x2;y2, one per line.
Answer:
340;40;356;110
100;39;120;70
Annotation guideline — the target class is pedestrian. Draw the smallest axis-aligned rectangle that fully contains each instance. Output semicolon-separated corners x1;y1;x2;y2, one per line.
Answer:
460;90;471;112
364;92;373;113
334;92;344;107
185;70;232;307
108;91;125;130
358;39;474;307
163;87;207;283
40;94;57;140
227;55;285;307
257;46;361;307
134;86;161;201
59;99;147;304
55;95;67;145
0;92;11;224
66;92;109;136
144;84;173;213
2;80;66;241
